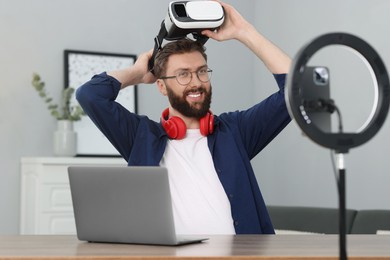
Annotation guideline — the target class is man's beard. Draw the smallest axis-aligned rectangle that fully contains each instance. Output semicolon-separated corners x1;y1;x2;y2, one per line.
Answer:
166;84;212;119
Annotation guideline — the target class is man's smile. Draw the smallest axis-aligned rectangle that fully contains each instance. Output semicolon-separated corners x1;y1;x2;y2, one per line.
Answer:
185;88;205;102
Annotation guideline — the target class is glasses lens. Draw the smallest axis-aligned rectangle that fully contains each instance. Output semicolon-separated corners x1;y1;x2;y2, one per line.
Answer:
176;71;191;85
197;69;212;83
175;69;213;85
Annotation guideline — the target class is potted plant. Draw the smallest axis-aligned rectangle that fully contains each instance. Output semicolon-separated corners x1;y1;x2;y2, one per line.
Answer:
31;73;84;121
31;73;85;157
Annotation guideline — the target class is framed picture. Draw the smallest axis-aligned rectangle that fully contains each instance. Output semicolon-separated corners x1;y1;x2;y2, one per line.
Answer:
64;50;137;157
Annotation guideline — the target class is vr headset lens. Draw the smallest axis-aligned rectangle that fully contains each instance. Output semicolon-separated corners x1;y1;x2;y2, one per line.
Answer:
174;3;187;17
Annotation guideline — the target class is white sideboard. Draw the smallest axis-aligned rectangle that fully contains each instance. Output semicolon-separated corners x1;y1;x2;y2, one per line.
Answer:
20;156;126;235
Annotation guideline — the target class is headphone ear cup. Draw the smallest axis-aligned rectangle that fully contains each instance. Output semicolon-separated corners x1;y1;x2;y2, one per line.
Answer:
166;117;187;139
161;108;187;139
208;112;214;134
199;111;214;136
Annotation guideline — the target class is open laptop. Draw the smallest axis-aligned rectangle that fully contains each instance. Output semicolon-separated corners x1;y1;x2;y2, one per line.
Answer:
68;166;208;246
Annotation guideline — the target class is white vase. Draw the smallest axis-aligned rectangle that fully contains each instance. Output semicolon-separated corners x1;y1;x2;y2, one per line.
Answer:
53;120;77;157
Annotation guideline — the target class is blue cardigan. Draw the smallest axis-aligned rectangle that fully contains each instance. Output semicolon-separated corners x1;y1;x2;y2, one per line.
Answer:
76;73;291;234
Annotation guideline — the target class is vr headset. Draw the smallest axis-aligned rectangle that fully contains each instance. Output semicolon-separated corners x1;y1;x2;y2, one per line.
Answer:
148;0;225;73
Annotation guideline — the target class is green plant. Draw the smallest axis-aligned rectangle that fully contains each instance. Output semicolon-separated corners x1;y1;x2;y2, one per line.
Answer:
31;73;85;121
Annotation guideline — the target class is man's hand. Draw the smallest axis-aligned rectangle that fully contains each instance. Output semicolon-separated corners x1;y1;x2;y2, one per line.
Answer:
201;1;252;43
132;49;157;85
108;49;157;88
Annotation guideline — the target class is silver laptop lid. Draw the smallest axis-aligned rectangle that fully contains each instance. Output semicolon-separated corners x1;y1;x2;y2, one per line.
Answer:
68;166;183;245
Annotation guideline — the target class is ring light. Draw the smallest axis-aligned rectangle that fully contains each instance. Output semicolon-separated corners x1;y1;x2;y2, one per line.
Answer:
285;32;390;153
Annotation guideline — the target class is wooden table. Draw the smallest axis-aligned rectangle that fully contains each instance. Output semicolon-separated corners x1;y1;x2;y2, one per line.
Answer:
1;235;390;259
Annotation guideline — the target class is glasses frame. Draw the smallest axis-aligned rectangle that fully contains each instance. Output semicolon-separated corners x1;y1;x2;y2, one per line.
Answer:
160;68;213;86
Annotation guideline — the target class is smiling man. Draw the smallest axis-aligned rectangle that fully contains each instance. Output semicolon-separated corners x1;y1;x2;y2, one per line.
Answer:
76;1;291;235
155;42;213;136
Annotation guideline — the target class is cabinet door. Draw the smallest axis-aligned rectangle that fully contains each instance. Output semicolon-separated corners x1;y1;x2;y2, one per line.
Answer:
20;157;125;235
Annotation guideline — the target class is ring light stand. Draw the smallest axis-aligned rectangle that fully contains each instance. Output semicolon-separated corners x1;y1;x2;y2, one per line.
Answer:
285;33;390;260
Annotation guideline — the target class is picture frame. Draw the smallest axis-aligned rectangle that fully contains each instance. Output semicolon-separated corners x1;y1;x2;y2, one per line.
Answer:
64;50;137;157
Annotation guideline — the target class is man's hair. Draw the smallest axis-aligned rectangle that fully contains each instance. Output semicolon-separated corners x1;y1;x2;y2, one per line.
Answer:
153;39;207;78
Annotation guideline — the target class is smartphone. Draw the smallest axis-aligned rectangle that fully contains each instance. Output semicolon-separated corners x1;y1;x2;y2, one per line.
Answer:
301;66;332;133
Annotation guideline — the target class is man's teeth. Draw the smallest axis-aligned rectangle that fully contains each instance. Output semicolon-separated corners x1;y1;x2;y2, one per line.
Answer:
188;93;201;98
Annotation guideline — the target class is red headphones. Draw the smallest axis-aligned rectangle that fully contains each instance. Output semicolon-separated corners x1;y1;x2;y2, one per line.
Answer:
160;108;214;139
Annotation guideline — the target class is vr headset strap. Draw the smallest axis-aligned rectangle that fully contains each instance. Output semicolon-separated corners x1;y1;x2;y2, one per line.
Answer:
148;22;210;75
148;21;167;74
192;33;209;45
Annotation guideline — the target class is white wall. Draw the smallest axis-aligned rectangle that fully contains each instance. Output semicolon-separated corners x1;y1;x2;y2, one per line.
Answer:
1;0;389;235
252;0;390;210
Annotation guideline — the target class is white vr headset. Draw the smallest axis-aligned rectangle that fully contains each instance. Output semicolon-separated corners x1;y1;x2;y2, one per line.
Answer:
149;0;225;73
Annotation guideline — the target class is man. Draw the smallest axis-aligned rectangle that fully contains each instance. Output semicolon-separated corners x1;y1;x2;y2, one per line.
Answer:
76;1;291;235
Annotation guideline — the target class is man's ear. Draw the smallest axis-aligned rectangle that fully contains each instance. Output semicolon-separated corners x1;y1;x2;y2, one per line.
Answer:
157;79;168;96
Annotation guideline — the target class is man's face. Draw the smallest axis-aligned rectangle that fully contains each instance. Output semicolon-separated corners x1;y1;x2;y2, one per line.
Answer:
162;52;212;119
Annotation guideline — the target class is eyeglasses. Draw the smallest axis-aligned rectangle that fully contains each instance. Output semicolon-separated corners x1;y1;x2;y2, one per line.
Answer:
160;67;213;86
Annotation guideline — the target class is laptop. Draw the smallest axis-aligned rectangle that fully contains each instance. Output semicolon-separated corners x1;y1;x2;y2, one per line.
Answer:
68;166;208;246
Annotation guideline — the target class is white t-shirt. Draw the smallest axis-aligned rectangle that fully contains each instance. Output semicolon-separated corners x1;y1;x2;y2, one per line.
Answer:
160;129;235;235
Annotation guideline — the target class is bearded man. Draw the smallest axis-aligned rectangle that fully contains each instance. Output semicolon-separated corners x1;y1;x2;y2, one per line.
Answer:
76;1;291;235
